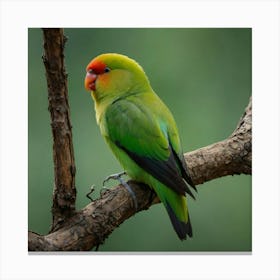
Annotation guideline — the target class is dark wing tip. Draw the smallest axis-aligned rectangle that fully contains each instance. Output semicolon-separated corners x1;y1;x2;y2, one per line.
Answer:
166;202;193;240
185;187;195;200
185;174;197;193
169;144;197;195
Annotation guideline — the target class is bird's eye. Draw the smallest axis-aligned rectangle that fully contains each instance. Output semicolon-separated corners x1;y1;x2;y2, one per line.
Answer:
104;67;110;73
88;69;94;74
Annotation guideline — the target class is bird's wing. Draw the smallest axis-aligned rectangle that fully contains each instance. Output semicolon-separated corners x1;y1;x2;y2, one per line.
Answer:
103;97;195;198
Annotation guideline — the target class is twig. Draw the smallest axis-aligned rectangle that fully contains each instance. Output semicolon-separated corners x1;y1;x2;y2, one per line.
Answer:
86;185;95;202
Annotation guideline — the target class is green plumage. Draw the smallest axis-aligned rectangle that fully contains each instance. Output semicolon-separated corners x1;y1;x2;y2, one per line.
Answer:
85;53;196;239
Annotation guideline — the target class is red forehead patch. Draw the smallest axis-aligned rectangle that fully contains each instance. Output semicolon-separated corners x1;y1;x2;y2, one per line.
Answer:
86;59;106;74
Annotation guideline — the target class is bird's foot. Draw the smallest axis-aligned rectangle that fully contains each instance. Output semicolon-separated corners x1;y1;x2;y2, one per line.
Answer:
100;171;127;196
102;171;127;186
102;171;138;211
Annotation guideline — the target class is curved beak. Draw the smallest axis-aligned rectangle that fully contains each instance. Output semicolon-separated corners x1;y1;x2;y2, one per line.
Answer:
84;72;97;91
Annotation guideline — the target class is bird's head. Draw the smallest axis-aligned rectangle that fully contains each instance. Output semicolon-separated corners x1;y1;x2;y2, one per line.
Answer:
84;53;151;102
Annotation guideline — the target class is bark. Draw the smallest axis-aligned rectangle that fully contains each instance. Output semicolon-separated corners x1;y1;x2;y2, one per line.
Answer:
42;28;76;232
28;97;252;251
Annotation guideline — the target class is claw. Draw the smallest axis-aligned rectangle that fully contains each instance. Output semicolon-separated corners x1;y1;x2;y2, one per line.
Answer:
100;171;127;197
102;171;138;210
102;171;127;186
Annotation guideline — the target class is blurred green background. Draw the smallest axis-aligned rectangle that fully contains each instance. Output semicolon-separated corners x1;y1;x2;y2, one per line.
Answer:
28;28;251;251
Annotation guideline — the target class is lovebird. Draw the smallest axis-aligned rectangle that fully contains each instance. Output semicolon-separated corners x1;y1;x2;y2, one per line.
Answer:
84;53;196;240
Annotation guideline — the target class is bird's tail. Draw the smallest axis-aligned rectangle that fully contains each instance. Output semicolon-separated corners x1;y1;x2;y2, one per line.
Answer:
152;181;192;240
165;200;192;240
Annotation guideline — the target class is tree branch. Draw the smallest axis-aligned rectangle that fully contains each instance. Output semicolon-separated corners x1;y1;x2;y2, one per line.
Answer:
28;97;251;251
186;96;252;185
42;28;76;232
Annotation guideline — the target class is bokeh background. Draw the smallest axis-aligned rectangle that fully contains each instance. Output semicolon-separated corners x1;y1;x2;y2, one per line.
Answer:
28;28;251;251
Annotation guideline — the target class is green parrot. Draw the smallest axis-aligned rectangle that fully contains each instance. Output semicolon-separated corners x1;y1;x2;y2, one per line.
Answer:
84;53;196;240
